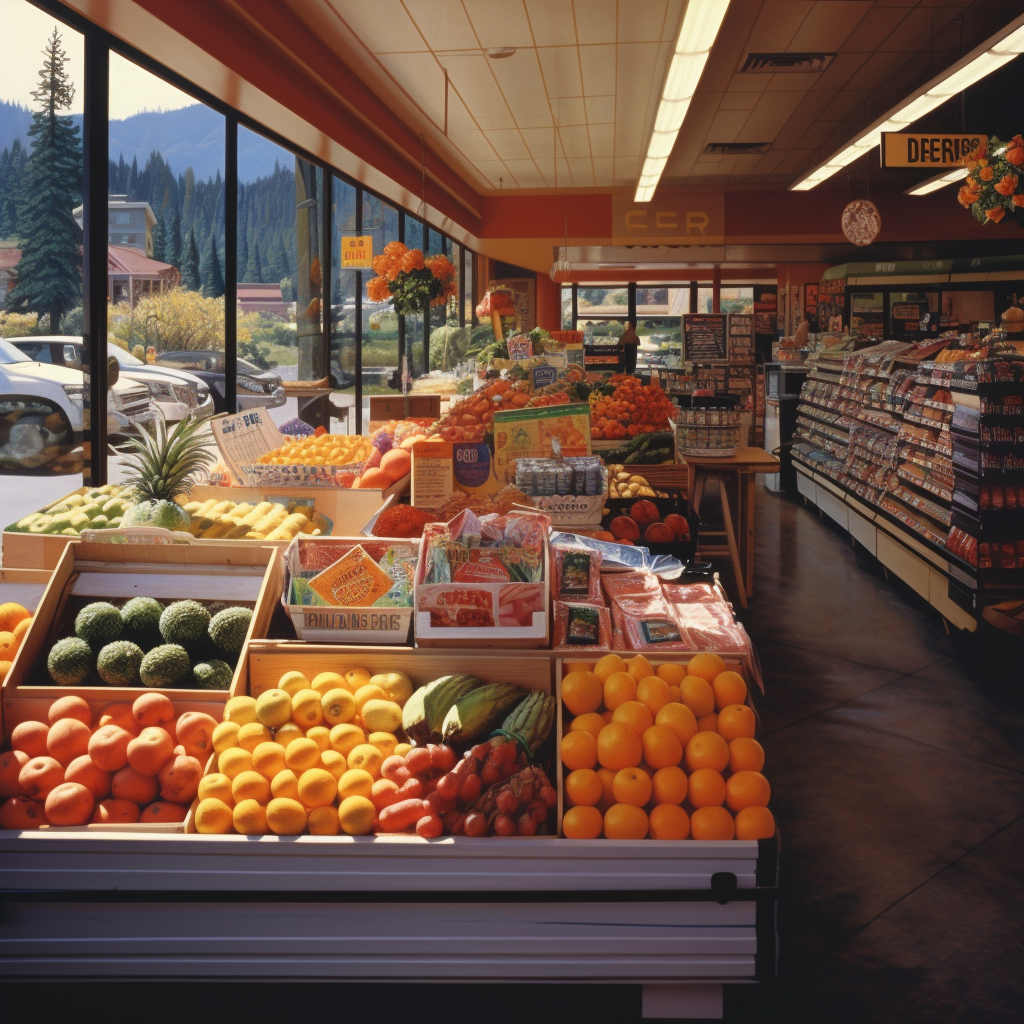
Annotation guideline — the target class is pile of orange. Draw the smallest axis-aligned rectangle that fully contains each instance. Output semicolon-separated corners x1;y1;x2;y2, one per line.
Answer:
560;652;773;842
589;376;677;440
0;602;33;683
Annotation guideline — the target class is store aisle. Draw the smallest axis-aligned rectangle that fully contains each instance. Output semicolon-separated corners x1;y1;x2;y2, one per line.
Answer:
723;489;1024;1024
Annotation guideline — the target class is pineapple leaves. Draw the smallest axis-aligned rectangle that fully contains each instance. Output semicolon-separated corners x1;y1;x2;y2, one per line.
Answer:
120;414;214;502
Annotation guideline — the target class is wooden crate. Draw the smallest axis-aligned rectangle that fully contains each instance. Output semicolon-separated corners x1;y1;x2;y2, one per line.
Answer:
2;541;282;711
0;568;53;613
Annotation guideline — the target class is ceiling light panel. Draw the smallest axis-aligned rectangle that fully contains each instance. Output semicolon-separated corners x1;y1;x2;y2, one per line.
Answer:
906;168;967;196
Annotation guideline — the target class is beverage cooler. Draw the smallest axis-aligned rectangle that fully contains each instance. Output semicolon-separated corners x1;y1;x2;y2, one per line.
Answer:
763;364;807;493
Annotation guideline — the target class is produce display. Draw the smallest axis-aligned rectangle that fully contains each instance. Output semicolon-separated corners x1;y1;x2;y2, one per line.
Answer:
0;602;33;682
558;654;774;841
589;377;676;440
255;433;372;468
597;431;675;466
0;693;209;828
40;598;252;689
288;540;418;609
608;499;690;546
605;467;667;499
179;499;320;541
193;666;556;836
7;484;133;537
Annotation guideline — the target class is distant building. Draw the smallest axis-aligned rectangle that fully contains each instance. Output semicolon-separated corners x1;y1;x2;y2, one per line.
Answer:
73;195;157;256
0;242;20;303
237;283;288;317
108;244;179;306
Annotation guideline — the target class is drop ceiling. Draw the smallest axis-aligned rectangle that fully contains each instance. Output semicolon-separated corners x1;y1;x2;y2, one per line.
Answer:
288;0;1017;193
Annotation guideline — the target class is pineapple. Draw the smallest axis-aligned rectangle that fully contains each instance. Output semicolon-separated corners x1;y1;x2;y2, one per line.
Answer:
118;415;215;532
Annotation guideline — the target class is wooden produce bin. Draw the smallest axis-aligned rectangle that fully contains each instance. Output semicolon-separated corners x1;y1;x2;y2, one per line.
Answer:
2;541;282;716
0;568;52;613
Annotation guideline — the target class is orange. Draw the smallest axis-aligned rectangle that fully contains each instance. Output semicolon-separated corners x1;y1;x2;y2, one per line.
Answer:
561;670;603;716
729;737;765;773
592;654;626;683
251;741;288;780
679;676;715;718
569;712;606;741
602;710;614;724
624;655;653;683
560;730;598;771
669;685;681;703
641;725;683;770
231;770;271;805
636;676;671;715
596;767;617;812
12;618;31;646
612;700;653;736
686;653;727;683
270;769;300;801
685;731;729;772
603;671;636;711
565;768;603;807
648;803;690;840
734;806;776;840
687;768;726;807
655;702;698;747
712;670;747;710
0;602;30;633
603;803;648;840
652;765;688;805
563;661;595;674
656;662;687;686
596;723;643;771
562;805;603;839
337;795;375;835
717;704;756;742
690;805;735;840
725;770;770;811
697;713;718;733
0;631;18;657
612;767;652;807
297;768;338;809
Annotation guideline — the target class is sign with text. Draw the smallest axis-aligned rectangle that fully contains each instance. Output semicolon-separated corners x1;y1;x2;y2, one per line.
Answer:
683;314;728;362
881;133;986;169
209;407;283;485
611;192;725;245
340;235;373;268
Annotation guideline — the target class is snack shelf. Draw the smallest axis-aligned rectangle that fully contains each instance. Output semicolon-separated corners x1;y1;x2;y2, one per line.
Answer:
886;483;952;528
796;404;842;428
878;496;949;547
897;469;953;504
900;434;953;458
856;412;899;433
902;450;954;479
902;409;952;429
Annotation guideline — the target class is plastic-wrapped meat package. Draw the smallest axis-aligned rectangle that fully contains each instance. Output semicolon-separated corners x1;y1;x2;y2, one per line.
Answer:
552;544;603;601
610;589;694;651
552;600;612;651
602;570;661;602
661;582;749;654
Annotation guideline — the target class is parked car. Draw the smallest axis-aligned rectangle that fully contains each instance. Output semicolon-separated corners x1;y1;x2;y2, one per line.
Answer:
10;337;215;422
155;351;285;413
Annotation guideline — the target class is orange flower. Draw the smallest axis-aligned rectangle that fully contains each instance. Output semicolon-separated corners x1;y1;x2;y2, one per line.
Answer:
1014;194;1024;208
985;206;1005;223
979;165;994;181
995;173;1019;196
1007;137;1024;167
958;185;980;208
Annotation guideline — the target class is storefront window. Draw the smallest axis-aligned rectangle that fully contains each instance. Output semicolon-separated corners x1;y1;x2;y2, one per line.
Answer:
426;227;451;374
361;193;399;395
330;176;358;426
720;287;754;314
0;3;86;505
561;286;573;329
403;214;425;378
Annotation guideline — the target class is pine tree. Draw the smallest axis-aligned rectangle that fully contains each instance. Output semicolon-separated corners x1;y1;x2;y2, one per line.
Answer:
237;227;248;285
151;218;165;264
245;236;262;283
180;227;201;290
201;232;224;298
127;155;138;200
165;212;181;267
8;28;82;331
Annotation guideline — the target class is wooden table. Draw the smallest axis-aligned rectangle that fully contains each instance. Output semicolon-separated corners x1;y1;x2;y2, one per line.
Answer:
682;447;780;608
283;385;351;432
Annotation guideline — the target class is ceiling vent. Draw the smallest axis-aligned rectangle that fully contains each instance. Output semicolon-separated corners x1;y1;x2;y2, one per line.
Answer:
704;142;771;155
741;52;835;73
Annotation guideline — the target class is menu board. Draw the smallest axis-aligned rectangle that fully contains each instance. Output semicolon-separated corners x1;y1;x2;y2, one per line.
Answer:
209;407;284;485
683;314;728;361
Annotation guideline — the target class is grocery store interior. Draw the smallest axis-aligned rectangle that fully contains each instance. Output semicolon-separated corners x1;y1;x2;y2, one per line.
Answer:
1;0;1023;1020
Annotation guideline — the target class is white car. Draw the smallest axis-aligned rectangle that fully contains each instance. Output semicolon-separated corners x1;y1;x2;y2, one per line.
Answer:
10;337;215;423
0;337;158;445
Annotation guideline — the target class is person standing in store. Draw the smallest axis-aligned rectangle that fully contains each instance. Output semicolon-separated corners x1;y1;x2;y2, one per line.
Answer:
620;320;639;375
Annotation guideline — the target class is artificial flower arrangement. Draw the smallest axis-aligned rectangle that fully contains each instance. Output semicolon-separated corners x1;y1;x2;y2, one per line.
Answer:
366;241;456;315
958;134;1024;228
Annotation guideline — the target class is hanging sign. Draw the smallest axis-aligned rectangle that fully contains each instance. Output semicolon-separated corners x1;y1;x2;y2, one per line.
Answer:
881;133;986;169
341;235;373;268
842;200;881;246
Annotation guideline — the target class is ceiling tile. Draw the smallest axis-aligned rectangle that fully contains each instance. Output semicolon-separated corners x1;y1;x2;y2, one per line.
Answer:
559;124;592;158
520;127;557;159
552;97;587;125
849;6;909;51
719;91;761;111
745;0;815;53
403;0;479;50
377;52;447;122
788;1;872;51
592;156;614;183
329;0;425;52
444;53;517;128
574;0;617;45
566;158;595;185
584;94;615;122
461;0;535;48
485;128;533;160
537;46;584;97
488;49;552;126
742;90;810;140
524;0;578;46
501;158;548;186
587;123;615;157
448;128;500;160
579;44;616;95
617;0;670;43
727;72;770;94
706;107;753;143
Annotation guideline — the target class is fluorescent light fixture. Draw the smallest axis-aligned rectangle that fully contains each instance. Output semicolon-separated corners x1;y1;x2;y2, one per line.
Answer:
792;17;1024;190
905;168;968;196
634;0;730;202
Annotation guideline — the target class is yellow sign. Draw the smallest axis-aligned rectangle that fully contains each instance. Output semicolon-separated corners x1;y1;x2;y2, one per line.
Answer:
611;192;725;245
881;133;986;169
341;235;373;268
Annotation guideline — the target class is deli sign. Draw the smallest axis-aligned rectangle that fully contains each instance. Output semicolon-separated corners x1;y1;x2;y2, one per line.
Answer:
881;133;986;169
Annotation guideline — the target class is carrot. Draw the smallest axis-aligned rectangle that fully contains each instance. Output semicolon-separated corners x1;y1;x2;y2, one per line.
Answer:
378;798;428;832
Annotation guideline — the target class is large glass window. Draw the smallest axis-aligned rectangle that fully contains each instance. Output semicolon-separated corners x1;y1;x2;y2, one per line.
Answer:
403;214;425;379
361;192;400;396
237;126;323;424
330;176;358;428
0;2;85;509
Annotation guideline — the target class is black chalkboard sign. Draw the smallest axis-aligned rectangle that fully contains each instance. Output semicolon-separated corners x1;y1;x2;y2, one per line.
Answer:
683;314;728;361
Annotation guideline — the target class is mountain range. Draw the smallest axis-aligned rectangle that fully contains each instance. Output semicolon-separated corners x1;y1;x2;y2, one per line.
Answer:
0;100;289;183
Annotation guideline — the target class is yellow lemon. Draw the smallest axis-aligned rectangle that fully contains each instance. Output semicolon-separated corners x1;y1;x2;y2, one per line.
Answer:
274;722;304;749
593;654;627;684
291;688;324;729
232;799;268;835
338;795;375;835
337;768;374;800
236;721;273;752
284;737;320;773
251;741;287;780
297;767;337;808
194;798;233;834
197;773;234;805
354;684;388;715
394;742;413;758
218;747;253;779
255;689;292;729
305;726;331;753
270;769;300;801
343;667;371;693
346;743;383;779
369;732;398;758
231;769;271;805
311;671;346;697
329;723;366;758
319;749;347;779
321;688;356;727
361;699;402;733
223;696;257;725
307;805;341;835
266;797;307;835
212;721;241;754
277;671;310;697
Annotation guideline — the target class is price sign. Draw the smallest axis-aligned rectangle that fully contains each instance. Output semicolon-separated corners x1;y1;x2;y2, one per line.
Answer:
683;314;728;361
341;235;373;269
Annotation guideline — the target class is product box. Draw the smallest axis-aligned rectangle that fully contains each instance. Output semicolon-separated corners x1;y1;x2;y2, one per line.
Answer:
1;540;281;711
282;536;418;645
492;403;592;485
411;439;454;509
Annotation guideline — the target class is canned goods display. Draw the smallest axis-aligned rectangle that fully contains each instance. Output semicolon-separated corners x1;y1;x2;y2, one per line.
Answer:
675;406;742;457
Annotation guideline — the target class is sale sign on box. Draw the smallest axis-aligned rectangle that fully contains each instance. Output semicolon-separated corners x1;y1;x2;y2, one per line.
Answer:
492;403;592;484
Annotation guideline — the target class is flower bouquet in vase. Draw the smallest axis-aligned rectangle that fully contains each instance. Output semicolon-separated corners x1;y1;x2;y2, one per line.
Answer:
958;135;1024;228
366;241;456;315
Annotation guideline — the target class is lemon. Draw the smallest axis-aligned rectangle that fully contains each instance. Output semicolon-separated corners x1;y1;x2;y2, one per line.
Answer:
251;741;287;780
337;768;374;800
255;688;292;729
354;684;388;714
232;769;271;804
319;750;347;779
194;798;233;834
277;671;310;696
274;722;304;748
321;688;356;727
236;721;273;752
394;742;413;758
338;795;375;835
369;670;413;707
291;688;324;729
297;768;337;808
223;696;258;725
212;721;241;754
346;743;383;779
369;731;398;758
361;699;402;733
343;667;371;693
307;805;341;835
218;747;254;779
311;671;346;697
329;723;366;758
284;737;320;773
232;799;268;835
270;769;300;800
197;772;234;805
266;797;307;835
